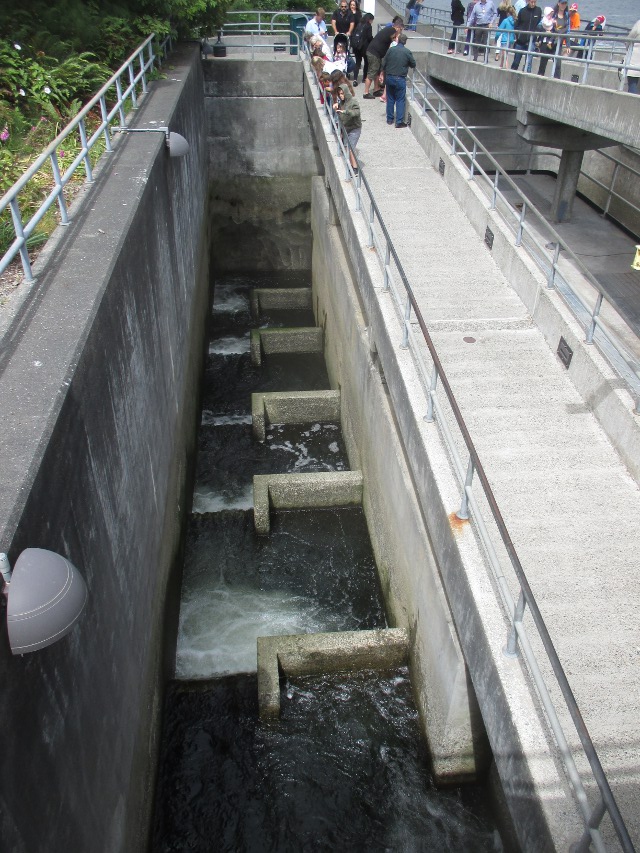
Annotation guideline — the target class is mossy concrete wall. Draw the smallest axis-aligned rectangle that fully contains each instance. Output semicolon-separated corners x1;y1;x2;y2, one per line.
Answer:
204;59;320;271
0;45;209;853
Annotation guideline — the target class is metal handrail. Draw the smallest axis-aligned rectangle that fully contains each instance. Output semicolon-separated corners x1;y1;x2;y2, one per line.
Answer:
203;28;304;61
408;68;640;411
304;46;635;852
389;0;638;90
0;34;172;284
392;0;631;36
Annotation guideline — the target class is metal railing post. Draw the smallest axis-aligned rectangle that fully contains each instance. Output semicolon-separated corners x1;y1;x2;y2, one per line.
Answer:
451;119;458;155
515;202;526;247
9;198;33;282
585;292;604;344
99;96;113;153
116;77;127;126
505;589;527;656
490;171;499;209
457;456;474;520
49;152;69;224
128;62;138;109
400;297;411;349
425;366;439;423
573;797;606;853
355;171;362;212
78;119;94;183
383;241;391;291
469;140;477;179
547;241;561;288
367;199;375;248
140;52;148;94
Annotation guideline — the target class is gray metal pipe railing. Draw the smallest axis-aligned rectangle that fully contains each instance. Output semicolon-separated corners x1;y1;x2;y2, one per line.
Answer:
0;34;172;284
389;0;639;92
409;68;640;413
304;45;635;852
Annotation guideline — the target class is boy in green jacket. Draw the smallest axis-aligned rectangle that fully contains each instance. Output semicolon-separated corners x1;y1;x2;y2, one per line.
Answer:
333;85;362;175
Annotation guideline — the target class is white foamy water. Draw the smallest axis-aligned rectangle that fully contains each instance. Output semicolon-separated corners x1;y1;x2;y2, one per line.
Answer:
201;411;253;427
192;484;253;514
267;439;337;472
176;585;346;678
208;334;250;355
212;284;250;314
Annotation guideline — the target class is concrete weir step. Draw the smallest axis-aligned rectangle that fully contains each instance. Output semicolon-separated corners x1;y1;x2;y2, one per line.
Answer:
250;287;312;318
253;471;363;535
257;627;409;718
251;390;341;441
250;327;323;366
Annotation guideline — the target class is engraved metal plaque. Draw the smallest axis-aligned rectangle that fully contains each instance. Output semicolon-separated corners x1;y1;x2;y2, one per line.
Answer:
484;227;494;250
557;336;573;368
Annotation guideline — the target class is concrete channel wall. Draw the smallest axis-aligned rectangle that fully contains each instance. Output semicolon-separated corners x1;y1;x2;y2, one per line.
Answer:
303;70;583;851
0;46;208;852
204;58;320;271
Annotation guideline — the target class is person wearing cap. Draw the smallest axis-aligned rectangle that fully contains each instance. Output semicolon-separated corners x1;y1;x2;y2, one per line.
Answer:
382;31;416;127
575;14;605;58
511;0;542;71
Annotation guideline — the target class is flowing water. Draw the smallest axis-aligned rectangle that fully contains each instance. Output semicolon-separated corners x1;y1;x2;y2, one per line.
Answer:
153;671;502;852
154;271;505;851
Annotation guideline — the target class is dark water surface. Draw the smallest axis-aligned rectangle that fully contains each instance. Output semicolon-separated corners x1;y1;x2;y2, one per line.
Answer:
156;272;504;851
152;670;502;853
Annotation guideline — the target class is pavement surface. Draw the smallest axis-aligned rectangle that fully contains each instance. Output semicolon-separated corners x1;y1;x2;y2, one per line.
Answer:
352;65;640;847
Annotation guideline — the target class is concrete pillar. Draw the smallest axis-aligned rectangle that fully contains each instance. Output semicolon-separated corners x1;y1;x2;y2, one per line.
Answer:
551;149;584;223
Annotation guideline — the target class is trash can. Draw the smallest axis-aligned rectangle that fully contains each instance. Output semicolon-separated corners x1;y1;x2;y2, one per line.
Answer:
289;14;308;56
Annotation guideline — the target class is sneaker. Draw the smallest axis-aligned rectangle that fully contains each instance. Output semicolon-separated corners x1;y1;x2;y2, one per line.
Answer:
386;119;394;125
463;50;469;56
363;93;375;99
353;167;359;175
372;89;383;97
447;49;454;54
396;122;408;128
353;80;358;86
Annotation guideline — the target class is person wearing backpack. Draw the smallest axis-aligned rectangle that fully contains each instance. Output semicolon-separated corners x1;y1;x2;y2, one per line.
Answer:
351;12;374;86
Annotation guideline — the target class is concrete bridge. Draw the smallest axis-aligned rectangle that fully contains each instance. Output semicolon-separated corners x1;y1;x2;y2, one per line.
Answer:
422;51;639;150
0;40;639;853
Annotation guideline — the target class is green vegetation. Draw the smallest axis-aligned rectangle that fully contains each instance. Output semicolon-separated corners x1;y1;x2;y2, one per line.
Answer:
0;0;313;262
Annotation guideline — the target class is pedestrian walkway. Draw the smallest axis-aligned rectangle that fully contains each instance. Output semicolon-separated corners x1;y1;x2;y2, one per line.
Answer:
353;87;640;846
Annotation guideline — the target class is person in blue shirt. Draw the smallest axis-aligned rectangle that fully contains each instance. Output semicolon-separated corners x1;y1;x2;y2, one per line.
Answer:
496;5;516;66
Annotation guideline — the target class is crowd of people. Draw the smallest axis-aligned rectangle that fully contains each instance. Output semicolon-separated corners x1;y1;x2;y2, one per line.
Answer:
302;1;639;172
444;0;638;90
305;9;419;171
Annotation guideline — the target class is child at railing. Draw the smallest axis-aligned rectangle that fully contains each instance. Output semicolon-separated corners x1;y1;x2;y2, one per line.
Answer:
333;85;361;175
496;6;516;66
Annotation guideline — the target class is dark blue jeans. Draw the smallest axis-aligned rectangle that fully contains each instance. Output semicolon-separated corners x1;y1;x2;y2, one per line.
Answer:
386;74;407;126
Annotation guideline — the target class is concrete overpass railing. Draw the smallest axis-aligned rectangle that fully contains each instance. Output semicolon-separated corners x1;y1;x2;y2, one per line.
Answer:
413;46;640;149
406;69;640;414
305;49;634;853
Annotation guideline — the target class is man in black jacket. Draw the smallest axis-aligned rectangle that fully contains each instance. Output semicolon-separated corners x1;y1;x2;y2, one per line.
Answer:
382;32;416;127
511;0;542;70
363;16;404;98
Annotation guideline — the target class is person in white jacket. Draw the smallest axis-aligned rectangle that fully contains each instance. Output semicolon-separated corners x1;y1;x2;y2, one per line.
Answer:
625;20;640;94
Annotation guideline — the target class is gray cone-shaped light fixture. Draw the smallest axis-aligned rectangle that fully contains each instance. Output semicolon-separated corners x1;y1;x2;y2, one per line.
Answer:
4;548;88;655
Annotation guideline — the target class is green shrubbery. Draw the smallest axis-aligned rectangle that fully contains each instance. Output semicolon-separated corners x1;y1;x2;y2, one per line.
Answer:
0;0;312;261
